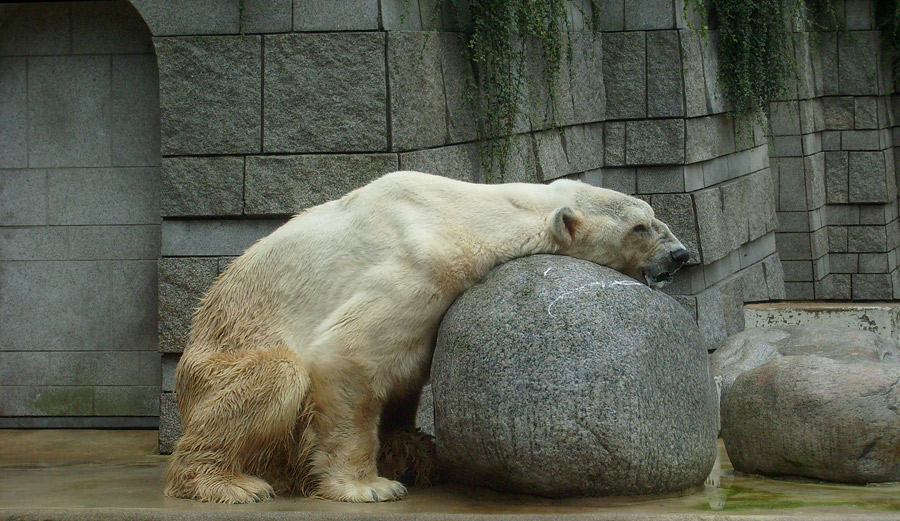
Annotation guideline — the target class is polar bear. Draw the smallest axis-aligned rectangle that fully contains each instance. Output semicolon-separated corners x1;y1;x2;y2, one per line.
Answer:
164;171;689;504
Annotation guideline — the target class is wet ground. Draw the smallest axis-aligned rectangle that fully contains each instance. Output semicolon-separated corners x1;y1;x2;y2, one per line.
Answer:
2;430;900;520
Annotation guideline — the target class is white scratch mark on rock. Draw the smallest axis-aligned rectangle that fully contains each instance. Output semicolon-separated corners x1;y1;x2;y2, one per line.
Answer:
547;280;643;318
543;267;554;276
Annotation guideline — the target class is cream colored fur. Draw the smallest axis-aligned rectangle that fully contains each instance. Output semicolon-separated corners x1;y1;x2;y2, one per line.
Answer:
164;171;687;504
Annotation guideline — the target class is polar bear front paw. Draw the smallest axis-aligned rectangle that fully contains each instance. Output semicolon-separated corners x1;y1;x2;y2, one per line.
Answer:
317;477;408;502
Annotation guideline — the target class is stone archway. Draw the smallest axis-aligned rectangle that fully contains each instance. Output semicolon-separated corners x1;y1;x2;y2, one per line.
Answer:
0;1;161;427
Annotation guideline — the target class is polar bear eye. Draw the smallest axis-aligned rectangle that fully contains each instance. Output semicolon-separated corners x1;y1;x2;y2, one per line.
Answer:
632;224;649;233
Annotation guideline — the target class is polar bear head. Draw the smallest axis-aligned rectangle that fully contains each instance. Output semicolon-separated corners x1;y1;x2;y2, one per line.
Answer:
548;179;690;288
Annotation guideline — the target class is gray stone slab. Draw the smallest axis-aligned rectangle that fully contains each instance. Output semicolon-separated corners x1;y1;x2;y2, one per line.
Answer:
0;227;67;261
825;151;849;204
130;0;239;36
680;30;707;118
848;225;888;253
534;129;570;180
159;392;183;454
776;157;807;211
829;226;848;252
66;225;160;261
696;286;727;351
651;193;699;263
600;167;635;194
0;168;46;225
441;33;477;143
160;219;286;257
839;31;882;96
782;260;813;282
0;261;111;352
604;121;625;166
111;54;161;167
293;0;379;30
0;351;51;386
71;1;153;54
625;0;674;29
853;273;893;299
94;386;159;416
28;56;111;168
161;157;243;217
849;151;890;203
685;114;734;164
598;0;624;30
625;119;685;165
107;260;159;352
156;35;261;155
0;2;69;55
860;204;891;225
382;0;422;30
778;211;810;233
775;232;812;261
845;0;873;30
523;35;575;131
562;123;604;174
859;253;889;274
804;153;826;210
823;96;854;130
802;133;822;156
603;32;645;119
828;205;860;225
646;30;684;118
399;143;482;182
158;257;217;353
0;58;27;168
0;386;93;416
772;136;802;157
264;32;386;153
47;167;160;225
569;32;606;124
240;0;292;33
841;130;881;150
39;351;159;386
637;166;685;194
161;354;178;392
389;32;446;151
245;154;398;215
769;101;801;136
701;31;727;114
855;97;879;129
694;187;730;263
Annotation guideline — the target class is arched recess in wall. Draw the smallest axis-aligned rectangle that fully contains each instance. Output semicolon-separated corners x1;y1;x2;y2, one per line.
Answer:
0;1;161;427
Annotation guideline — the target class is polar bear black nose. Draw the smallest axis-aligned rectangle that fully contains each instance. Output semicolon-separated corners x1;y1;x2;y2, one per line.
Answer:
670;248;690;264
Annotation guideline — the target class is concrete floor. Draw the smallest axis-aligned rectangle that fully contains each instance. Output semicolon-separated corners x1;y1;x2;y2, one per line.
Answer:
3;430;900;520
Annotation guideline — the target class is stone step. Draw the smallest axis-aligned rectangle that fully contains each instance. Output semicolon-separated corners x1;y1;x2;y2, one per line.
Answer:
745;301;900;343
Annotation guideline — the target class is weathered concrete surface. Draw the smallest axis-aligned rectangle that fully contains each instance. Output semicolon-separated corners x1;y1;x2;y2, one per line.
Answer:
6;430;900;520
744;302;900;344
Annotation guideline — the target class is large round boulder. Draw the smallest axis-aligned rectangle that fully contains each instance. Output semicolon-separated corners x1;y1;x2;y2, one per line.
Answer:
722;355;900;483
432;254;718;497
710;325;900;405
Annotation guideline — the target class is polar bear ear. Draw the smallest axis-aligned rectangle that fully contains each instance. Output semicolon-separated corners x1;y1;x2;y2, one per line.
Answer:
550;206;580;244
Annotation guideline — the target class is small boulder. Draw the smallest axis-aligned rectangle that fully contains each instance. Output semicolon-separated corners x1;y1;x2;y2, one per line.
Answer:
722;355;900;483
710;325;900;405
432;255;719;497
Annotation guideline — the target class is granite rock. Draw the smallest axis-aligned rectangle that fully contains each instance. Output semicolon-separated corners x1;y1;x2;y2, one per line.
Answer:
433;255;718;497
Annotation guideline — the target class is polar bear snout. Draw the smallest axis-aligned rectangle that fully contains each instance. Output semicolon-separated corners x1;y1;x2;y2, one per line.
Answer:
643;244;690;288
670;248;690;265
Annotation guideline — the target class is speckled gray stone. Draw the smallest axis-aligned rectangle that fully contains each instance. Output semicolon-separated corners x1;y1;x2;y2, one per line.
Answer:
710;325;900;406
723;355;900;483
432;255;718;497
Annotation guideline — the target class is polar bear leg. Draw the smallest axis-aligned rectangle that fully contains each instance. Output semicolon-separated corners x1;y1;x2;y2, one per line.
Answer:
309;368;408;502
165;348;310;504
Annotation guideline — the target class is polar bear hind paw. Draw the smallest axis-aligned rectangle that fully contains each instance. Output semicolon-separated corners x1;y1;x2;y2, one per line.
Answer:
317;477;408;502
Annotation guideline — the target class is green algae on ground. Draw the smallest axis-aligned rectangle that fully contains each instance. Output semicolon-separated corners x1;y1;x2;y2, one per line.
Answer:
695;484;900;512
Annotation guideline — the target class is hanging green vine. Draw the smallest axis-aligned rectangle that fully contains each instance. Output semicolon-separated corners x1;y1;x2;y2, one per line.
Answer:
685;0;900;119
450;0;599;181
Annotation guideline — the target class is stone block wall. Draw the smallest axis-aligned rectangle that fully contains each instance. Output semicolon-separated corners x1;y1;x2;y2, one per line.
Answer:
0;1;161;427
771;0;900;301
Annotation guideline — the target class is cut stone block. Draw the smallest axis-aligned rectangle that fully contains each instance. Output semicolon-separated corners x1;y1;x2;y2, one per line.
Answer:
239;0;292;33
111;54;160;167
685;115;734;164
47;167;160;226
71;1;153;54
625;119;685;165
245;154;398;215
569;31;606;124
131;0;239;35
160;219;285;257
646;30;684;118
388;31;446;151
156;35;261;155
838;31;881;95
28;56;111;168
849;151;891;203
293;0;379;30
399;143;483;182
0;3;70;55
161;157;244;217
158;257;218;354
0;58;26;168
264;32;387;153
603;32;645;119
